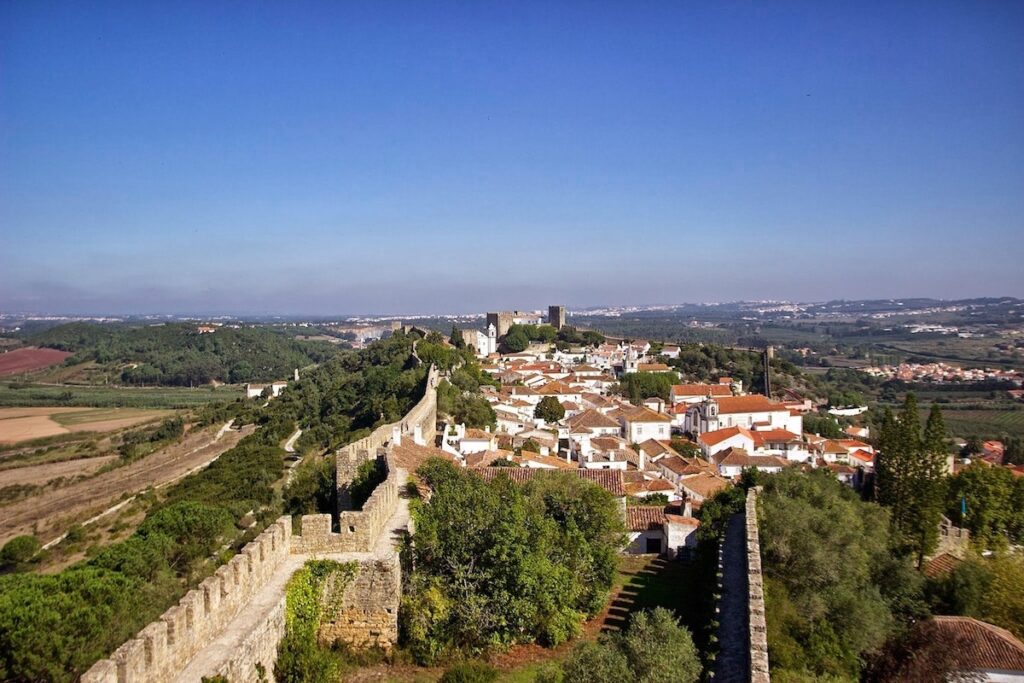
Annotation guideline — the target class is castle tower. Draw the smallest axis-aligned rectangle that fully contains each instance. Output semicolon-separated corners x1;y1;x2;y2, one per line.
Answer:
548;305;566;330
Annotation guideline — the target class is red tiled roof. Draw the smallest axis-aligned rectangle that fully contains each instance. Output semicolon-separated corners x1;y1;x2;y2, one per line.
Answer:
568;409;621;430
620;405;672;423
476;467;625;496
679;472;731;499
715;395;787;415
699;426;754;447
931;616;1024;672
751;429;802;445
671;383;731;398
923;552;963;579
627;506;668;531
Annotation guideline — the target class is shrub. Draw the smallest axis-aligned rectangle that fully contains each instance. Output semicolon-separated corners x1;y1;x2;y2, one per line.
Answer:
438;661;498;683
0;535;41;569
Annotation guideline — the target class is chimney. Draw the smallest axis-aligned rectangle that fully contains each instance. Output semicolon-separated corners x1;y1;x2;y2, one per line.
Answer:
639;448;646;471
413;424;425;446
391;425;402;446
684;499;693;518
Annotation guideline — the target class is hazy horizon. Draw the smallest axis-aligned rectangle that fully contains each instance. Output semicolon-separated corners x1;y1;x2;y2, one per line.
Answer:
3;3;1023;314
2;294;1021;320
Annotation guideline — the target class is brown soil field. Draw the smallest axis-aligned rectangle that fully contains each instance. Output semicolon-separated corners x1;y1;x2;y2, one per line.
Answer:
0;407;167;444
0;347;73;376
0;422;255;546
0;455;119;487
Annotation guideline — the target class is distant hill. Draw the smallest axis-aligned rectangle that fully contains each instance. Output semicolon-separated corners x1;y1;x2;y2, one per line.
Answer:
27;322;345;386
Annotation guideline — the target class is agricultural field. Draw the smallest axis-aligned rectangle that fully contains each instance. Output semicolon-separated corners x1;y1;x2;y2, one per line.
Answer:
0;421;254;548
0;347;72;376
0;407;169;445
925;407;1024;440
0;382;243;408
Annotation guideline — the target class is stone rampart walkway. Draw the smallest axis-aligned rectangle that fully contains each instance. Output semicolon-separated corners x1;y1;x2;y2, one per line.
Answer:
714;512;750;683
172;468;411;682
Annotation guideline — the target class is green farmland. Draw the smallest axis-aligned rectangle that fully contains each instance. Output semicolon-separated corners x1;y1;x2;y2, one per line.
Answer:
923;407;1024;440
0;382;243;409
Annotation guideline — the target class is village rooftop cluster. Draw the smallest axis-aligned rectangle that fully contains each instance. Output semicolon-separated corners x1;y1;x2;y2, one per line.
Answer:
382;305;893;558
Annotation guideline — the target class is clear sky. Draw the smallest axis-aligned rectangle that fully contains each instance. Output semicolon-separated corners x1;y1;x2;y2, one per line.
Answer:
2;1;1022;315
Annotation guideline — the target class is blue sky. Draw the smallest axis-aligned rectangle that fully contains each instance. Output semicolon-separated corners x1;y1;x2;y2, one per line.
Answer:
2;1;1022;315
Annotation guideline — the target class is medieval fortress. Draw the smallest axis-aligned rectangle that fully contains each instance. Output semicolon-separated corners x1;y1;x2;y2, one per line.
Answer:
82;366;439;683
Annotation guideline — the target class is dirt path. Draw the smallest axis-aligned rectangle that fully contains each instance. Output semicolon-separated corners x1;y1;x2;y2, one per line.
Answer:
0;422;254;546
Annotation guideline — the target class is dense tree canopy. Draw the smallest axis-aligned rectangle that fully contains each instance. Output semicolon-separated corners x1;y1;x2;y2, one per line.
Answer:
30;322;343;386
401;460;624;663
617;372;678;404
946;463;1024;549
534;396;566;423
759;469;925;680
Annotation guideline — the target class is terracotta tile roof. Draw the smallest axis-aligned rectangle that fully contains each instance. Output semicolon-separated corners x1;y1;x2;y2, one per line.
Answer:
620;405;673;423
679;472;731;499
627;506;668;531
464;450;514;468
714;447;788;469
623;478;676;495
567;409;621;430
848;449;874;464
636;439;676;458
637;363;673;372
923;552;963;579
514;452;577;469
658;455;695;475
932;616;1024;672
463;428;495;440
699;426;754;447
751;429;802;445
389;442;458;470
715;395;787;415
538;380;577;395
591;436;628;451
671;383;731;398
475;467;625;496
664;513;700;526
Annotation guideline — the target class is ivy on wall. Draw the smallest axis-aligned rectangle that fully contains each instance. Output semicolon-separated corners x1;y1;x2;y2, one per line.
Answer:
275;560;358;683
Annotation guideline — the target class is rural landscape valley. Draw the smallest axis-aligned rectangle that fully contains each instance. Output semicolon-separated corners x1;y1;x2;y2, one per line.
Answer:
3;2;1023;682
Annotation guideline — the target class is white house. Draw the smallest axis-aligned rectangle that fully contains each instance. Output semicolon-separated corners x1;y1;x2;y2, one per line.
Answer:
713;447;788;479
625;505;699;558
616;406;673;444
686;395;802;436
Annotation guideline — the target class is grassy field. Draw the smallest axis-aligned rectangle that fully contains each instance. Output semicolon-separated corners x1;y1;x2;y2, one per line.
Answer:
0;382;243;409
49;407;167;427
922;407;1024;439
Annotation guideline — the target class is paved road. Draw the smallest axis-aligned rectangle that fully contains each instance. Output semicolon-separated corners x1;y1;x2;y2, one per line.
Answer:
173;468;411;682
714;512;750;683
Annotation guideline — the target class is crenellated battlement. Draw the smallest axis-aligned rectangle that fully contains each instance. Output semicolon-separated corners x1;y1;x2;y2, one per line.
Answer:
81;518;292;683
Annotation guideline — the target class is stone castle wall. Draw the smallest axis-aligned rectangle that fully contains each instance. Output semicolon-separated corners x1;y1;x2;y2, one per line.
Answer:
80;364;437;682
318;555;401;651
291;363;437;554
746;487;770;683
81;518;292;683
290;451;400;555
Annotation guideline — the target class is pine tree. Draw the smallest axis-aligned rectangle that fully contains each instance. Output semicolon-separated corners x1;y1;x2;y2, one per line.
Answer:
875;395;949;567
